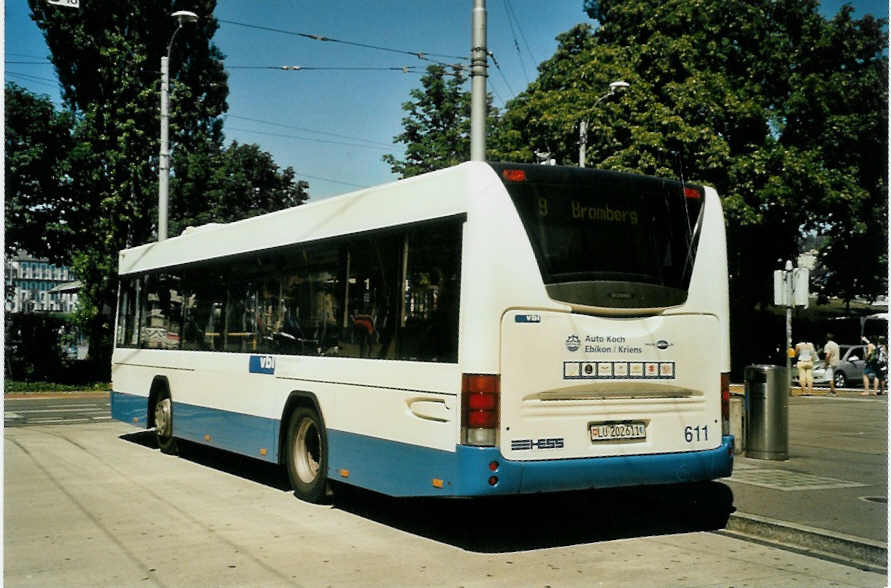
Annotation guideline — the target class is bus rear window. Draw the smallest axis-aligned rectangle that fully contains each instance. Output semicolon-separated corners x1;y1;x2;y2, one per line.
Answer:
492;164;704;309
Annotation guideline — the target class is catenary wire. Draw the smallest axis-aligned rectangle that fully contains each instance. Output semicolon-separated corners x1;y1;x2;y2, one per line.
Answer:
225;114;394;148
218;19;468;68
502;0;530;85
226;126;396;152
503;0;538;67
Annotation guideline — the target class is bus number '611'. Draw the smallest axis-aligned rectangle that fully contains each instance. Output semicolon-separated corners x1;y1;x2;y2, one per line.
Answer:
684;425;708;443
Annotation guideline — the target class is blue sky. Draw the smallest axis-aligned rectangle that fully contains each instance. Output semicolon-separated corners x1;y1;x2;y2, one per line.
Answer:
5;0;888;200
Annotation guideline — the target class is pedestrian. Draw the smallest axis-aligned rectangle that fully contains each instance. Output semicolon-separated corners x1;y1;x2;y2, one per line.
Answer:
861;336;881;396
794;340;817;396
877;336;888;395
824;333;841;395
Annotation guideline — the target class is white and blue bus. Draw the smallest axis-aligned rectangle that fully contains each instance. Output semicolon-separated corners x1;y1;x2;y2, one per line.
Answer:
111;161;733;502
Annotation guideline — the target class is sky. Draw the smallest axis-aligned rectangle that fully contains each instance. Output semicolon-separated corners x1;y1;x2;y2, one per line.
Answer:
5;0;889;200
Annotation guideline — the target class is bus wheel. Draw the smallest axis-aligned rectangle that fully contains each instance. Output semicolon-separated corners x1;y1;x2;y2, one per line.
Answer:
285;407;328;503
154;395;178;455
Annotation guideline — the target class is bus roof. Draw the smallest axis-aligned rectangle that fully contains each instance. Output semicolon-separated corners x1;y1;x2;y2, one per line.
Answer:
119;162;494;276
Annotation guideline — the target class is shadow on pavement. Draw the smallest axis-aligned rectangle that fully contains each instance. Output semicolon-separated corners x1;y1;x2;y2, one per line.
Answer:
120;430;735;552
120;431;291;491
332;481;735;552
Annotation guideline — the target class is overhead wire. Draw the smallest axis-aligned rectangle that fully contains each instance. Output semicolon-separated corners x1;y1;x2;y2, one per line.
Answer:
5;71;59;86
227;64;422;73
226;126;395;152
224;114;394;148
502;0;530;85
218;19;468;69
502;0;538;68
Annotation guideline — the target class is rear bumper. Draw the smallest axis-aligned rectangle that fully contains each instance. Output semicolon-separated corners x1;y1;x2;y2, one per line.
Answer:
453;436;734;496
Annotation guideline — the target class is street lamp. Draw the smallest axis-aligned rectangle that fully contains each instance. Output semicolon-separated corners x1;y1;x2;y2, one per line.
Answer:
158;10;198;241
579;80;630;168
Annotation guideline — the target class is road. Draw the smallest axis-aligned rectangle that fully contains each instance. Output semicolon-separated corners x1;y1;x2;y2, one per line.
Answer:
4;394;111;427
4;395;887;587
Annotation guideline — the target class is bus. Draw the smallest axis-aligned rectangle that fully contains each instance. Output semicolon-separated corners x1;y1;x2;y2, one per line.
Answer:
111;161;733;502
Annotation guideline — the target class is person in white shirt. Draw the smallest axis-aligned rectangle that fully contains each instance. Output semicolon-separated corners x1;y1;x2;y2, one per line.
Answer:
824;333;841;395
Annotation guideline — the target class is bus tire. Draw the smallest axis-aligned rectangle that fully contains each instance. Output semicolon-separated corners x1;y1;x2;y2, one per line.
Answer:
154;395;178;455
285;406;329;503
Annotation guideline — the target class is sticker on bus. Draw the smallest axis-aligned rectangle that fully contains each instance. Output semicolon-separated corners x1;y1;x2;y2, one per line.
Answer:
563;361;676;380
249;355;276;375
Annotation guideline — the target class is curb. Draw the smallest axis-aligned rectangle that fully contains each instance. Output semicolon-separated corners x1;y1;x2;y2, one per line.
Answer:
724;512;888;572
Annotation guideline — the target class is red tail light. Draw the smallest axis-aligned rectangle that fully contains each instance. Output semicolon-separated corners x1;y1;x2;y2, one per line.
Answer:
502;169;526;182
462;374;499;446
721;372;730;436
684;186;702;199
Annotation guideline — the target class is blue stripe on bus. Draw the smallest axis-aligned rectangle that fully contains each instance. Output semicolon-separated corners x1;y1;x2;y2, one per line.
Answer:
328;430;733;497
110;390;148;428
111;390;733;496
110;391;281;463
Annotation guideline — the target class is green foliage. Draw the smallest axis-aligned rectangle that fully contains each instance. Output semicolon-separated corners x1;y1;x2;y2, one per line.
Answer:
170;141;310;236
4;84;75;263
15;1;307;379
383;64;499;178
383;65;472;178
5;381;110;394
492;0;887;308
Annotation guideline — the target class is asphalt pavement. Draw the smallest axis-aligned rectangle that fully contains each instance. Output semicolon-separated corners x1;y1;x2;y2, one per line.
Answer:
5;385;889;576
723;385;888;572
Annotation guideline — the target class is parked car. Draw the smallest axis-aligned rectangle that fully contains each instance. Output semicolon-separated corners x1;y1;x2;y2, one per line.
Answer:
795;344;867;388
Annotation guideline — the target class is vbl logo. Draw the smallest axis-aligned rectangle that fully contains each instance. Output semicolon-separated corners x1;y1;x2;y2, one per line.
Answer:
249;355;276;374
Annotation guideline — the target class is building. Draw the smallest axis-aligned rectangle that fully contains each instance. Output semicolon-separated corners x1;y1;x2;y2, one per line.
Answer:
5;252;79;314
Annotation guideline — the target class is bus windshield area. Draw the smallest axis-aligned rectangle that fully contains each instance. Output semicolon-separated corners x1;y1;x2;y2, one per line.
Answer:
493;163;705;309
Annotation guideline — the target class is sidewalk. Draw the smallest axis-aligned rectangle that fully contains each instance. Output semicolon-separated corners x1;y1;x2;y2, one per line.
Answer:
722;387;888;570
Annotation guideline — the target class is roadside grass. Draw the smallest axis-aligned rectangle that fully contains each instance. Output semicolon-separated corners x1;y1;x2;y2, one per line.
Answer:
5;381;110;394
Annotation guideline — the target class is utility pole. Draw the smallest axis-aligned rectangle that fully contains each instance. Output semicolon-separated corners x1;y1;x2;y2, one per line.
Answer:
578;120;587;167
470;0;487;161
159;55;170;241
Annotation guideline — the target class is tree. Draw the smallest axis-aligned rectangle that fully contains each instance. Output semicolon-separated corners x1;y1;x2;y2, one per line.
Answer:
383;64;498;178
170;141;309;236
25;1;230;374
494;0;886;310
5;84;74;262
22;1;307;378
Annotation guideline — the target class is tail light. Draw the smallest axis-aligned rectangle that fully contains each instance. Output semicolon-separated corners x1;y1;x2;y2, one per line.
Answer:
721;372;730;436
462;374;499;446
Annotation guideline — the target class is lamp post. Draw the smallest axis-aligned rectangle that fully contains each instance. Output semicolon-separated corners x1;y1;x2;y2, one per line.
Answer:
579;80;629;168
158;10;198;241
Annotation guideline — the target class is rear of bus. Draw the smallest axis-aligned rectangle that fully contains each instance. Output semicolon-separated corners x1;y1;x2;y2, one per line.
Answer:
458;163;732;494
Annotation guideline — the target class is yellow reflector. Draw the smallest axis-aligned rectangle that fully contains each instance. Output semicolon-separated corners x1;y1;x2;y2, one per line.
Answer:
259;448;267;456
204;434;211;442
432;478;444;489
339;469;350;478
132;417;139;423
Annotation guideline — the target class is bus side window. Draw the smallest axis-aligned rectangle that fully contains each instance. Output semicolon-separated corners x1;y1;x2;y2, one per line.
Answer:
400;221;461;363
140;273;184;350
182;268;225;351
342;235;401;359
116;276;140;348
224;280;259;353
277;243;342;357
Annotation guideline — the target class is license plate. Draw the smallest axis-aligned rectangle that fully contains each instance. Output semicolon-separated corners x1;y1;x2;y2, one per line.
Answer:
589;421;646;442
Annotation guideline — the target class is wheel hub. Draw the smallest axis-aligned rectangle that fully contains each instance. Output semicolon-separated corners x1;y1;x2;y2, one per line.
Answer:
294;419;321;483
155;398;172;437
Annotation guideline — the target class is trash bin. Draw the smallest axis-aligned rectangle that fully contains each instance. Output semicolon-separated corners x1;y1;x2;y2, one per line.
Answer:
744;365;788;460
